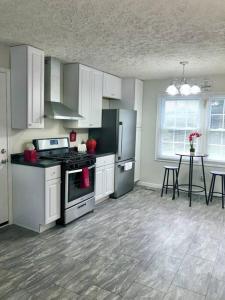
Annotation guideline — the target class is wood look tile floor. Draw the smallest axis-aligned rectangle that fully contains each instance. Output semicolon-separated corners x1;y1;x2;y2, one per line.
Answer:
1;186;225;299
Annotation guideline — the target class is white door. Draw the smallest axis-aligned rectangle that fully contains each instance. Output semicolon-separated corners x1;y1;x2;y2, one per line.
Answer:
95;166;105;201
45;178;61;224
0;70;9;225
105;164;115;195
90;69;103;128
78;65;91;128
27;46;44;129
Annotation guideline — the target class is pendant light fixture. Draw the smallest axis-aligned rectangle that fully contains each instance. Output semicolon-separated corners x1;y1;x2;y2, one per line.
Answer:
166;61;201;96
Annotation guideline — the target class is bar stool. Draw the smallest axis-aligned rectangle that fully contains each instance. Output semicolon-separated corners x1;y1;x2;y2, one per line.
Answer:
161;166;179;200
208;171;225;209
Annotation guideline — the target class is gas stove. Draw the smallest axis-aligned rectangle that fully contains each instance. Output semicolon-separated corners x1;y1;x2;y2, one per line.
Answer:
33;137;96;225
40;150;95;170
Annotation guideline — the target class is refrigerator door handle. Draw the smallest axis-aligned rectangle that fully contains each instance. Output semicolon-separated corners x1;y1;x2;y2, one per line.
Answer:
118;122;123;159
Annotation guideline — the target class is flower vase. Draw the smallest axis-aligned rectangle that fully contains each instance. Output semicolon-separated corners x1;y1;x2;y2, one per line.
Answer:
190;147;195;156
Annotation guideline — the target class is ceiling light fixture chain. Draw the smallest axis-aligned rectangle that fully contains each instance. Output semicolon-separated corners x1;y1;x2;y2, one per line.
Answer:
166;61;201;96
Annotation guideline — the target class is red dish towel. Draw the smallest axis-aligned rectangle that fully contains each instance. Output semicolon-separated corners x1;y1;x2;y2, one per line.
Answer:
80;167;90;189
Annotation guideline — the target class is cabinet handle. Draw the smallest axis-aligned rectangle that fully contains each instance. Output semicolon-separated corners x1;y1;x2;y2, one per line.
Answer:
78;203;87;209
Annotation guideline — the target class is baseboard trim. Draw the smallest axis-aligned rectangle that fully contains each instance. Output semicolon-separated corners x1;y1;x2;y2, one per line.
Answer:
137;181;161;189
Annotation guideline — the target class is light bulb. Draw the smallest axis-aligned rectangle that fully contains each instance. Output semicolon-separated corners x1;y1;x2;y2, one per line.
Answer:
180;84;191;96
166;84;179;96
191;85;201;94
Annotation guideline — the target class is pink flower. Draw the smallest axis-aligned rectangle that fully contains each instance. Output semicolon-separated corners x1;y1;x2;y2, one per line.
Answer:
188;131;202;142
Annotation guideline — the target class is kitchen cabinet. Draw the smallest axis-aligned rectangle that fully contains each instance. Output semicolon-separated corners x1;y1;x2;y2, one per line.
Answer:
45;178;61;224
95;154;115;202
12;165;61;232
121;78;143;127
103;73;122;100
63;64;103;128
11;45;44;129
110;78;143;127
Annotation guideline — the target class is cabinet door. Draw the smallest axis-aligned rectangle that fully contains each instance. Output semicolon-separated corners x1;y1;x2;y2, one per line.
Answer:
27;47;44;128
103;73;121;99
135;127;142;182
90;69;103;128
134;79;143;127
95;166;105;201
105;164;115;196
77;65;92;128
45;178;61;224
112;75;122;100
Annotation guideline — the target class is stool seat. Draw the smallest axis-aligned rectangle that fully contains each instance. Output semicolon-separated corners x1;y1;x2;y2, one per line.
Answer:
210;170;225;176
164;166;178;170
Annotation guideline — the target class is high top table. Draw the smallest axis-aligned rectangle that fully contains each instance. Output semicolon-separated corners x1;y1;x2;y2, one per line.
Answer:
176;153;208;207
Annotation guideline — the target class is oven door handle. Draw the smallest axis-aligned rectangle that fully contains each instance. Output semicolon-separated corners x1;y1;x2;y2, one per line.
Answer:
66;164;95;175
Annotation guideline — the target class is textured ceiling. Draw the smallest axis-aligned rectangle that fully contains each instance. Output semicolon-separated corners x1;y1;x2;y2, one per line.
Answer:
0;0;225;79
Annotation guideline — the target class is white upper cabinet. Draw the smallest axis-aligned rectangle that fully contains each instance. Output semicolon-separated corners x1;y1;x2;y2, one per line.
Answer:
103;73;122;100
64;64;103;128
11;45;44;129
134;79;143;128
122;78;143;127
109;78;143;127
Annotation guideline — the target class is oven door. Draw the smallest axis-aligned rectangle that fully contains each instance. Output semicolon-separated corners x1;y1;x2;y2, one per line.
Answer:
65;165;95;209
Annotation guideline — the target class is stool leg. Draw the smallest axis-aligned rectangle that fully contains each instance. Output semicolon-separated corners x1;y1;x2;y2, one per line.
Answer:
189;156;193;207
172;169;175;200
176;169;179;197
210;174;216;203
166;169;169;194
161;169;167;197
208;175;214;205
222;176;224;209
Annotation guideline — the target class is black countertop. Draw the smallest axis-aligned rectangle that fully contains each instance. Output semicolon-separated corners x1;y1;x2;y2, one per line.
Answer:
11;154;61;168
93;152;115;158
11;151;115;168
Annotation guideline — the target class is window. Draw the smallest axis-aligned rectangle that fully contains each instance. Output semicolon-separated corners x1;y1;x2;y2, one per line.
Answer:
207;96;225;162
156;95;225;163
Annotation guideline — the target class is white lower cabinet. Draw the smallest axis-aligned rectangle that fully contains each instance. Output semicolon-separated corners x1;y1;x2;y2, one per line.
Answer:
95;166;105;201
45;178;61;224
12;164;61;232
105;164;115;195
95;155;115;201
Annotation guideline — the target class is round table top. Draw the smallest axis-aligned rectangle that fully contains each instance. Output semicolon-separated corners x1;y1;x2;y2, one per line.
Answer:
176;153;208;158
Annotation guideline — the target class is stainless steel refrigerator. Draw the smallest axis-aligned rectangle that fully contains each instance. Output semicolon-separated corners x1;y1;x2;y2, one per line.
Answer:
90;109;137;198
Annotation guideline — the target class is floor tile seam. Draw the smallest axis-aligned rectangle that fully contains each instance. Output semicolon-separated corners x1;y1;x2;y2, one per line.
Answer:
91;283;124;298
171;281;208;297
133;279;166;296
167;251;189;293
186;253;218;265
51;284;80;297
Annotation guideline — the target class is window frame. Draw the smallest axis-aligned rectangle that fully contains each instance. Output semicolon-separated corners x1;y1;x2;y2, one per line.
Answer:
155;94;225;166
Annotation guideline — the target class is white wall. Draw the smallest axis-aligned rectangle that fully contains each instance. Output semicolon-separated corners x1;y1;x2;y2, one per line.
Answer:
0;43;10;69
141;75;225;192
0;44;88;153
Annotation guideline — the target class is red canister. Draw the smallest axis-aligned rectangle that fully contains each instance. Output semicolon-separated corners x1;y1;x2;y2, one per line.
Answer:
86;138;97;154
24;149;37;162
70;130;77;142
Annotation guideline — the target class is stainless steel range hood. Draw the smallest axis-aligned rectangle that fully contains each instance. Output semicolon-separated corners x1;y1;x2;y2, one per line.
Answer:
44;57;83;120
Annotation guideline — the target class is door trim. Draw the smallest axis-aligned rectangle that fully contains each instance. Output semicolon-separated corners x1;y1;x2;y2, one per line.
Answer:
0;68;12;225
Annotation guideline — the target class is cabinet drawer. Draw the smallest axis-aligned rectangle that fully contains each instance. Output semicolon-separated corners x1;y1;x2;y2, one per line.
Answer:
96;155;115;167
45;165;61;181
